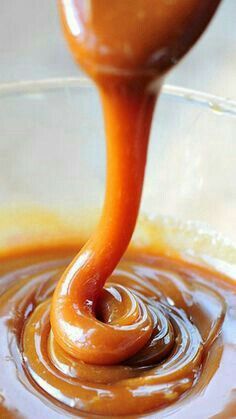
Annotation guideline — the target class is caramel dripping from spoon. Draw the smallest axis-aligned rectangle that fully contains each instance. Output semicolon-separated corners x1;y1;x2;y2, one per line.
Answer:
51;0;221;364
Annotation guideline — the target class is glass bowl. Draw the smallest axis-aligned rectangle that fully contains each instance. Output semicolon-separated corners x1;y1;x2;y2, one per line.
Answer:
0;78;235;274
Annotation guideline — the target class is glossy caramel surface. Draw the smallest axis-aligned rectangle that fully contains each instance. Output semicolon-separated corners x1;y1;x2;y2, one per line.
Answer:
0;1;229;417
60;0;221;83
52;1;222;373
0;248;235;418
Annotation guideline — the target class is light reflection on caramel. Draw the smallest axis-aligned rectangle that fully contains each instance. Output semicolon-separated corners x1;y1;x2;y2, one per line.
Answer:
0;250;235;417
51;0;222;382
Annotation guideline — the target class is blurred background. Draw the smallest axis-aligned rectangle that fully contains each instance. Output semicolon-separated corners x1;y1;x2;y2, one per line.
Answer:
0;0;235;244
0;0;236;98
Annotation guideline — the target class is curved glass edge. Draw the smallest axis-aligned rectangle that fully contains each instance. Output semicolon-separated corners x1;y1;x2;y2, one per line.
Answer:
0;206;235;280
0;78;235;117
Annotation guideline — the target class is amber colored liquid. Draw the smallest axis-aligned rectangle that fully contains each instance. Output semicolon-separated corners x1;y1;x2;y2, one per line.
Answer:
0;248;235;418
2;1;235;418
51;0;222;367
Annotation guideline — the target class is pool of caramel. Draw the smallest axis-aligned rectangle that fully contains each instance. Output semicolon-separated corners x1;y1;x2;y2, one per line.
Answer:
0;246;235;418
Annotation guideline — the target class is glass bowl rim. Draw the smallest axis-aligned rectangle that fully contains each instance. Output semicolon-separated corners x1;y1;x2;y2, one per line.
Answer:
0;77;235;118
0;77;235;274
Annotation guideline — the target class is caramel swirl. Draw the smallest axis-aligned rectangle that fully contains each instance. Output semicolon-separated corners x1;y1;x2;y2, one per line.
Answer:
0;252;228;417
51;0;222;374
0;2;225;417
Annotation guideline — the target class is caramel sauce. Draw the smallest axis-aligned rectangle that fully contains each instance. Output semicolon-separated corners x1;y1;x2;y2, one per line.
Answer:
1;1;235;418
0;249;235;417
